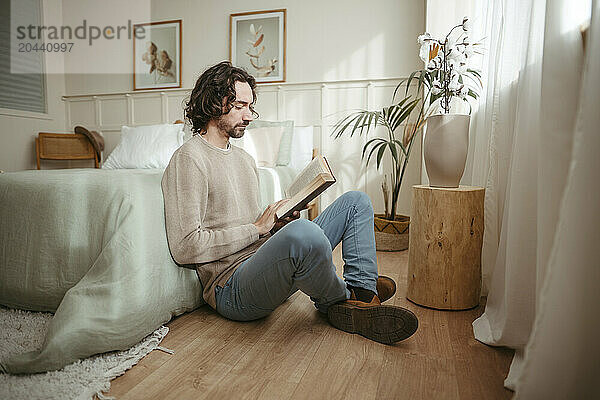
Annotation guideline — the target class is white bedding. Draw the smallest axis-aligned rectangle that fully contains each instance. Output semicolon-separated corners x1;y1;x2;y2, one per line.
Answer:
0;169;203;373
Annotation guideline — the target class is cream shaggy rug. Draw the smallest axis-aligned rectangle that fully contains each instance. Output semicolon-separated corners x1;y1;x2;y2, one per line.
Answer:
0;307;170;400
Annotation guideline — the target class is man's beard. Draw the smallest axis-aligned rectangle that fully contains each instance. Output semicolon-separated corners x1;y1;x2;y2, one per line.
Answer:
216;116;247;139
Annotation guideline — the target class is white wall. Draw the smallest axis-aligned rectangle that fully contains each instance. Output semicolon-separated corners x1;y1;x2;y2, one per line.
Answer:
0;1;67;172
63;0;425;94
0;75;68;172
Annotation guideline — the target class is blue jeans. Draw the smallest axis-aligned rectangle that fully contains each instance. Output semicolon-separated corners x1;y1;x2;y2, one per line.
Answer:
215;191;378;321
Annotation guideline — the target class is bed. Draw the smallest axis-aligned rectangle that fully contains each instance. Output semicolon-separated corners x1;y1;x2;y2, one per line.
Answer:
0;121;313;374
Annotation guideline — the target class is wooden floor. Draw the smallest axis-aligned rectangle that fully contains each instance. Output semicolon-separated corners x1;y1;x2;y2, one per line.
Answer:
107;246;514;400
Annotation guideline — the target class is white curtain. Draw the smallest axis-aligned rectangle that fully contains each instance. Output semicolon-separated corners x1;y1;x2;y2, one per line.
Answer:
427;0;598;396
513;1;600;397
459;0;599;396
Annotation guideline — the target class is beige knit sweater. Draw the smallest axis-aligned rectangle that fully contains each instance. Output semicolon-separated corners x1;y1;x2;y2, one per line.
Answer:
161;135;268;308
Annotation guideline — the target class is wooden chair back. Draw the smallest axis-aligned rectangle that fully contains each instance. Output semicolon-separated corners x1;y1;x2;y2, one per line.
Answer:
36;132;99;169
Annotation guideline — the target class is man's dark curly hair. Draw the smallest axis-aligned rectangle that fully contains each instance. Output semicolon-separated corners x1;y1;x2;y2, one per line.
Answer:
185;61;258;135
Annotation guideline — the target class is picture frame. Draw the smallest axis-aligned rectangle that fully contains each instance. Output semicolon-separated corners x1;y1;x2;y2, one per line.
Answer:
133;20;182;91
230;9;286;83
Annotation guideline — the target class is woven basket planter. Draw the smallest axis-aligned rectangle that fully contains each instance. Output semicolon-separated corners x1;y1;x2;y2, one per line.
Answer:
374;214;410;252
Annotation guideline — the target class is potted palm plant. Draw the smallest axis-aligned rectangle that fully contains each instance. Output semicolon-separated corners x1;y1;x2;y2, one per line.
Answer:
331;93;427;251
332;17;482;250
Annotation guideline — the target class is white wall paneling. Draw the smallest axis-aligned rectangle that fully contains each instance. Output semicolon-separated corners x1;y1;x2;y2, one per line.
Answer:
132;96;162;126
167;94;187;123
62;77;422;214
67;99;95;128
99;98;128;127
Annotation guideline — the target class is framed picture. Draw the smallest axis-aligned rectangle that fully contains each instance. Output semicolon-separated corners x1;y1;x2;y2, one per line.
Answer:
133;20;182;90
230;9;286;83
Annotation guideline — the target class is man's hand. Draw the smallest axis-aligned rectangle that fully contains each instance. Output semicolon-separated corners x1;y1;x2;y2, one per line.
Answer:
270;210;301;235
253;199;290;236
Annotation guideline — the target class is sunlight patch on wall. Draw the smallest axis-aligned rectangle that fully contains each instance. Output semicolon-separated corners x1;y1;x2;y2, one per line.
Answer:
323;32;385;82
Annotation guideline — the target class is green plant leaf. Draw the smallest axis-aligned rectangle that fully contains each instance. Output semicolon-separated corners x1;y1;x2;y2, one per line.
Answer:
353;112;369;136
393;139;408;156
337;113;362;138
363;112;376;132
467;68;482;78
463;72;482;89
366;112;375;136
393;78;406;101
388;141;399;165
376;143;387;169
400;70;419;98
396;96;411;108
389;98;420;132
361;137;386;159
365;141;385;166
331;113;358;138
424;70;433;86
418;71;426;93
385;104;402;129
430;92;443;105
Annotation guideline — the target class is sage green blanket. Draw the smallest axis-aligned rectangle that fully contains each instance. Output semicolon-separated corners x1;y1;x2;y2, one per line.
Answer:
0;169;204;374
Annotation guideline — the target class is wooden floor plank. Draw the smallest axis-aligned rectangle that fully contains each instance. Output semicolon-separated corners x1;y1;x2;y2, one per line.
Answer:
202;295;327;400
120;294;301;400
290;326;386;400
448;305;514;400
107;245;514;400
377;351;461;400
107;308;223;396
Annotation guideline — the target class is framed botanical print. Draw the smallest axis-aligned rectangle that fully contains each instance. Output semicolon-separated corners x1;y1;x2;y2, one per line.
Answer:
133;20;182;90
230;9;286;83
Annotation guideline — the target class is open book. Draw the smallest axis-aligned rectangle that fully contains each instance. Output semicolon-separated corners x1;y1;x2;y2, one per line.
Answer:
276;155;336;219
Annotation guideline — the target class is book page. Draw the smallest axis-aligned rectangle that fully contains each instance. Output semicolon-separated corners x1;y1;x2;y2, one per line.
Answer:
286;156;328;198
277;179;322;218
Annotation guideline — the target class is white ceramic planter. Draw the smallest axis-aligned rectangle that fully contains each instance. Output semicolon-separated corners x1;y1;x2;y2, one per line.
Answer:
423;114;470;188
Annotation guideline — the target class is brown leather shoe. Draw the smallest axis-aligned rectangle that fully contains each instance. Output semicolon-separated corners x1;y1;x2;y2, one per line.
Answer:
327;295;418;345
376;276;397;303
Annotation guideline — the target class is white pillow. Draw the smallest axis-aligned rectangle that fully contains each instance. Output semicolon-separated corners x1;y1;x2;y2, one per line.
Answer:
234;126;284;167
102;123;184;169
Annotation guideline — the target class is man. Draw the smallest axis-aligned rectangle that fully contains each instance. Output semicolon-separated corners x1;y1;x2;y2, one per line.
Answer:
161;61;418;344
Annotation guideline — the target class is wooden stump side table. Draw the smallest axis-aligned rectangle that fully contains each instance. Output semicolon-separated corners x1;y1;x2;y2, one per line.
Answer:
407;185;484;310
